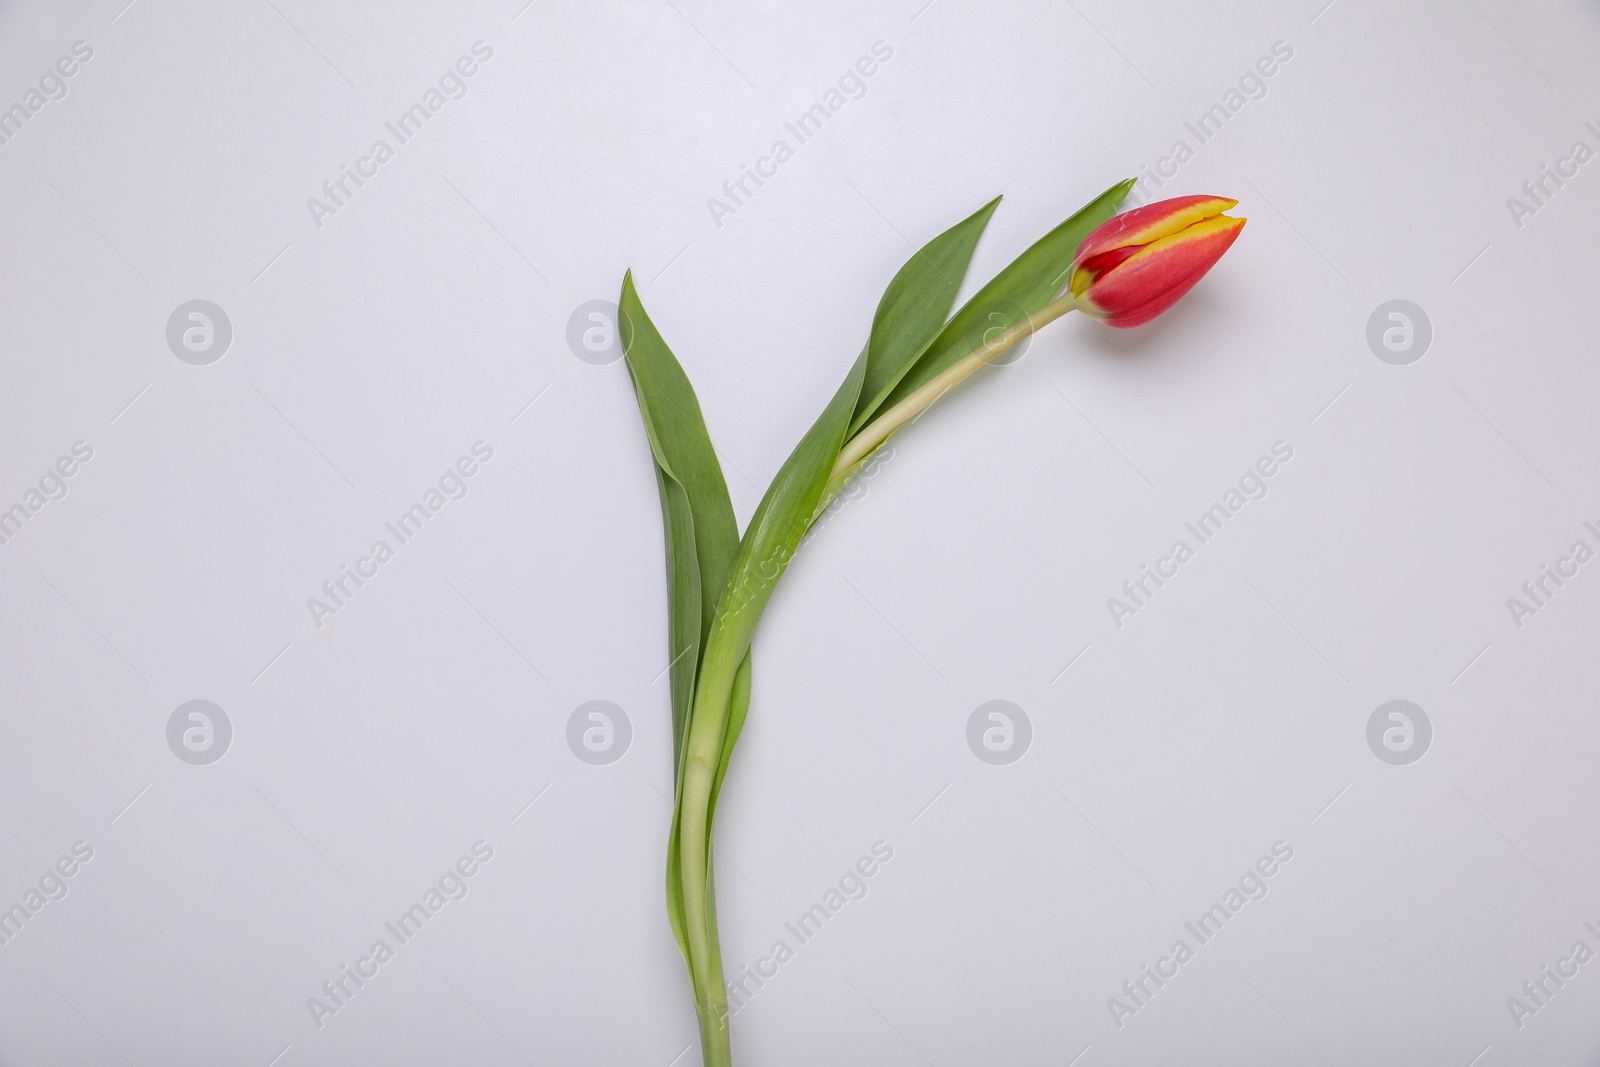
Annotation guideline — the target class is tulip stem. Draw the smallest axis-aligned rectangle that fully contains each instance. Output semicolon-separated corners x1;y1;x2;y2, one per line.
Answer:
828;292;1080;486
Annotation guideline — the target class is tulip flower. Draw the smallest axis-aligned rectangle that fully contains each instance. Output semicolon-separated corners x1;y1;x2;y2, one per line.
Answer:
620;182;1245;1067
1067;195;1246;328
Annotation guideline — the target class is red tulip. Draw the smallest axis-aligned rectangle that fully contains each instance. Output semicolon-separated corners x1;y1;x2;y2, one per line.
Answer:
1068;195;1245;328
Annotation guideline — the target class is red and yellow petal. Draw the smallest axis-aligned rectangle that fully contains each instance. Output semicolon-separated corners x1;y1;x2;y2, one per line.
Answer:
1078;215;1245;328
1072;195;1239;268
1070;243;1144;296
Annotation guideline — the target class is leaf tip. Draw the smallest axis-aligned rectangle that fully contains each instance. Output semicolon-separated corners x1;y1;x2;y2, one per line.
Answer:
619;270;642;316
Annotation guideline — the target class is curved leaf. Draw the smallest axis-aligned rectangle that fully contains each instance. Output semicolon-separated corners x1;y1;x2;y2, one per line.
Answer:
875;179;1134;414
849;196;1001;434
618;271;747;768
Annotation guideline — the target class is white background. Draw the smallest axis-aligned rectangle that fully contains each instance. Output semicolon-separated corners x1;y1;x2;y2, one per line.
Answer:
2;0;1599;1063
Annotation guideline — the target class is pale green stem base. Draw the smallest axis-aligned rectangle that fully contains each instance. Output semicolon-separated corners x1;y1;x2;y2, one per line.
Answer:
829;292;1080;487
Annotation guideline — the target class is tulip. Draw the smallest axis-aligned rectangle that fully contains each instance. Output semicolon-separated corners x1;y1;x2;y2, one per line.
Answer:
1067;195;1246;328
623;184;1247;1067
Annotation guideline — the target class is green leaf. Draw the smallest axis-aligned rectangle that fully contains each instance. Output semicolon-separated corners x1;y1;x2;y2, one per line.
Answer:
849;196;1001;435
618;271;746;769
618;272;752;970
653;473;703;767
874;179;1134;415
683;351;869;847
707;352;868;665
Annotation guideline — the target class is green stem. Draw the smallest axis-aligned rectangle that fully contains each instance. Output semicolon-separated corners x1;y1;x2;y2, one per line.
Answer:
677;619;746;1066
828;292;1080;488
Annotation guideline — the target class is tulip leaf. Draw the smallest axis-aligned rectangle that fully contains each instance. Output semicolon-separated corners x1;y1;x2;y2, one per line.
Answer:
849;196;1001;435
875;179;1134;415
618;271;747;766
704;351;868;807
618;272;755;966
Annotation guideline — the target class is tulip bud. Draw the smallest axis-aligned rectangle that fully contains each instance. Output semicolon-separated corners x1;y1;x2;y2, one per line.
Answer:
1068;195;1245;328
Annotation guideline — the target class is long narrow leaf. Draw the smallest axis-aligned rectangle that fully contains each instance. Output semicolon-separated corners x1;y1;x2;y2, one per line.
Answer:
618;271;746;765
848;196;1000;435
873;179;1134;415
618;272;752;969
706;352;867;801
